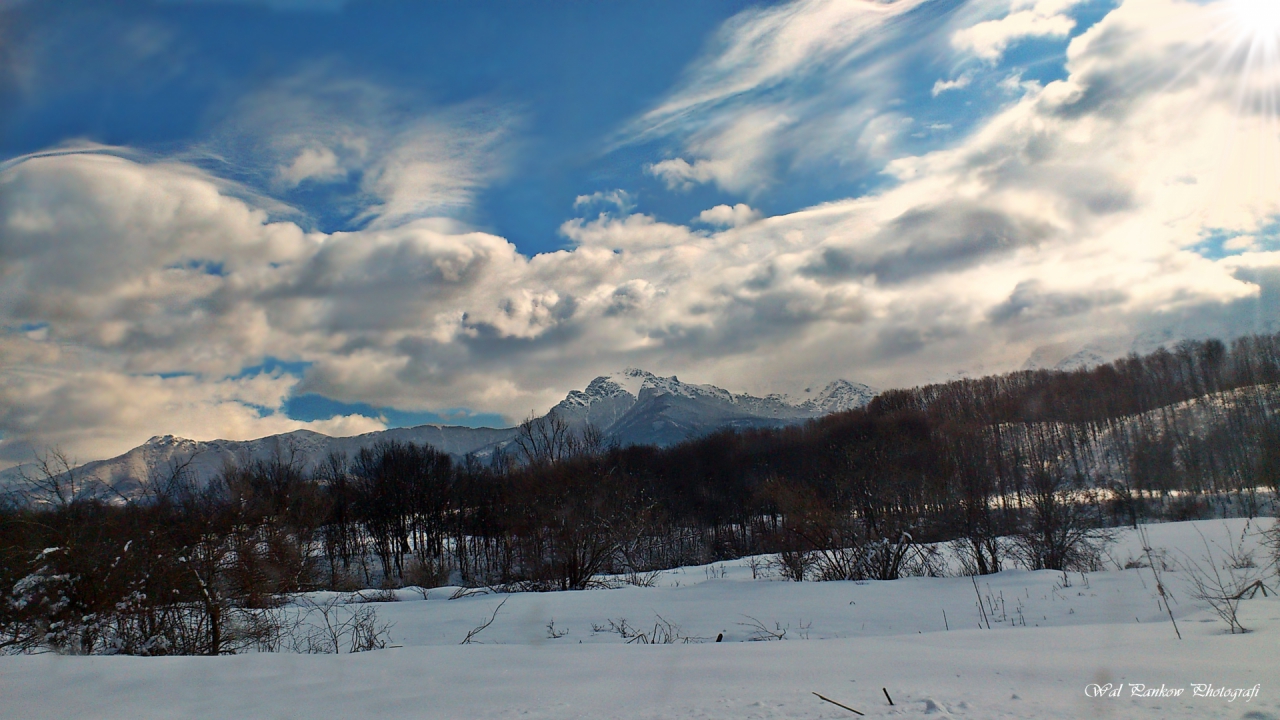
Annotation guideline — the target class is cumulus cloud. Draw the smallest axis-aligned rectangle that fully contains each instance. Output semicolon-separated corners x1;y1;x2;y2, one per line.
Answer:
277;145;344;187
695;203;762;228
952;0;1083;62
648;157;718;191
0;356;383;467
573;189;636;214
2;0;1279;468
1224;235;1259;252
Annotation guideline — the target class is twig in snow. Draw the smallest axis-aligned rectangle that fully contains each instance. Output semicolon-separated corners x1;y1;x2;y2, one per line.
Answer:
460;597;508;645
737;615;787;641
812;692;864;716
971;576;990;629
449;586;493;600
1139;526;1180;640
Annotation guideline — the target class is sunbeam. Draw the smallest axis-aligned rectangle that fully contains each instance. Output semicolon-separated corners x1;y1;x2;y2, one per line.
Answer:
1229;0;1280;36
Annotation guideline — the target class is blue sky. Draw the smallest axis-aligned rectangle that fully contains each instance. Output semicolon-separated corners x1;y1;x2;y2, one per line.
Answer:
4;0;762;249
1;0;1104;246
2;0;1279;464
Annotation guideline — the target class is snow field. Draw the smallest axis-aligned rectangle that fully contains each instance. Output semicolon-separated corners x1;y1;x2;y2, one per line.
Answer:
0;518;1276;719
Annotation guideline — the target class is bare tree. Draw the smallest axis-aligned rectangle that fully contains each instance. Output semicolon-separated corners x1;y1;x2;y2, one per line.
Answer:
15;449;104;508
513;413;575;467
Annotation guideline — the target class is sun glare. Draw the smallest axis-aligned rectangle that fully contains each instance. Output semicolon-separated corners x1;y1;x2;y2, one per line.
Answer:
1230;0;1280;40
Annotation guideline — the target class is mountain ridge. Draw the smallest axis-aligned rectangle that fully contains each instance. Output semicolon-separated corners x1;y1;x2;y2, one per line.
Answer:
0;369;876;498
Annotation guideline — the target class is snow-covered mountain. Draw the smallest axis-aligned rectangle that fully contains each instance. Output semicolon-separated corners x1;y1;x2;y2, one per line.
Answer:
784;379;881;416
0;425;519;500
551;369;875;447
0;369;875;497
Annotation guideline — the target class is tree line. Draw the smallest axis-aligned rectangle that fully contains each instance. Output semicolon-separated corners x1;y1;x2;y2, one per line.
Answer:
3;333;1279;654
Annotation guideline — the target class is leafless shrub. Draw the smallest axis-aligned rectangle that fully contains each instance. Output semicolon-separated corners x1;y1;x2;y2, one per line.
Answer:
952;537;1006;577
592;615;706;644
593;568;662;589
1165;494;1211;522
1123;556;1149;570
622;569;662;587
15;449;108;508
1010;526;1115;573
289;595;394;653
545;619;568;639
460;597;508;644
1180;524;1268;634
905;543;948;578
402;557;450;590
448;586;494;600
347;589;399;604
737;615;787;641
1266;520;1280;573
242;606;296;653
807;534;929;582
771;551;813;582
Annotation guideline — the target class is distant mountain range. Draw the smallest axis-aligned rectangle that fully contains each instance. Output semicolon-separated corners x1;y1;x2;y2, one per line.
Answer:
0;369;876;498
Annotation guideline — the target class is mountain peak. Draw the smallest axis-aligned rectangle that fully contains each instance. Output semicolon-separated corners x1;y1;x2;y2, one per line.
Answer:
555;369;876;430
798;379;878;414
144;434;197;449
608;367;658;398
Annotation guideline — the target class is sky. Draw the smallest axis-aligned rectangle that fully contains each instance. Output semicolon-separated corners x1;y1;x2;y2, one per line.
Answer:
2;0;1280;467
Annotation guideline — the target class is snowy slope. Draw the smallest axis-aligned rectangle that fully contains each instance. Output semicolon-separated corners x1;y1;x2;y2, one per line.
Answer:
1;519;1275;719
788;379;880;415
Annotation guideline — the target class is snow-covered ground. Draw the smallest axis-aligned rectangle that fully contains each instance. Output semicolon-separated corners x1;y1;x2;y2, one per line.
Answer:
2;519;1277;719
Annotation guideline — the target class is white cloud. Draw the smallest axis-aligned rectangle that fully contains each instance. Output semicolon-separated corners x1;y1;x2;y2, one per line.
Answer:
695;203;762;228
2;0;1279;468
952;0;1088;62
276;146;344;186
620;0;935;194
645;107;797;193
631;0;931;130
997;71;1042;94
206;73;513;225
0;359;383;468
357;116;508;227
932;73;974;96
573;189;636;214
619;0;1083;196
1224;235;1259;252
648;157;718;190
